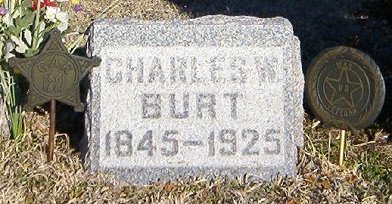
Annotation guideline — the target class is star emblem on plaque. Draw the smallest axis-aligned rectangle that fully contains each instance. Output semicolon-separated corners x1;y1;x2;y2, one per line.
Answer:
9;29;101;112
8;28;101;161
306;46;385;130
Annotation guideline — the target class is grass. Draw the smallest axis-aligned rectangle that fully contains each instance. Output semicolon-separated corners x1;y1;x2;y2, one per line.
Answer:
0;64;24;140
0;115;390;203
1;0;392;203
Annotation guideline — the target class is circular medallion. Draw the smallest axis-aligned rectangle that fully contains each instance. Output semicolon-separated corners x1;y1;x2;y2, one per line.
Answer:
31;51;79;98
306;46;385;130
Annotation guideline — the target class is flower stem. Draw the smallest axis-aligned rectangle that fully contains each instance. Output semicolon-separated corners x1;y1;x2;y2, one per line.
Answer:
7;0;12;25
18;0;21;16
32;0;41;51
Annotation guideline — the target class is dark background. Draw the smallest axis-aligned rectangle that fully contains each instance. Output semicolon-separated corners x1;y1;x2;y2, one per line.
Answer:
58;0;392;149
169;0;392;122
170;0;392;71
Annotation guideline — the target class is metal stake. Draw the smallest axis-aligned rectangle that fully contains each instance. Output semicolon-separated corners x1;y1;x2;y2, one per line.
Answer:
48;99;56;161
338;129;346;166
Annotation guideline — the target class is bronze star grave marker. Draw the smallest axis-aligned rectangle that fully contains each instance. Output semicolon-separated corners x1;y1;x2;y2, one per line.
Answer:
306;46;385;165
9;29;101;161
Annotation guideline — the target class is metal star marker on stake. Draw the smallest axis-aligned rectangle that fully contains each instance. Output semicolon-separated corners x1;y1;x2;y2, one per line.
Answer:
9;29;101;161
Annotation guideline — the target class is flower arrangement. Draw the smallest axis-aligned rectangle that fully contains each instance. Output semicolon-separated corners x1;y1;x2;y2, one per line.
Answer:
0;0;79;139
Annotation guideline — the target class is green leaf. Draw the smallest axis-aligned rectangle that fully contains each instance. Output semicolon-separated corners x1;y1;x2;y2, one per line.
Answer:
16;16;33;29
22;0;33;9
7;26;22;37
41;25;57;36
25;12;35;24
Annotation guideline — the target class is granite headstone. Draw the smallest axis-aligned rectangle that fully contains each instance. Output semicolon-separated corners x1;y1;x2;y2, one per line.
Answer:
85;15;304;184
0;98;10;138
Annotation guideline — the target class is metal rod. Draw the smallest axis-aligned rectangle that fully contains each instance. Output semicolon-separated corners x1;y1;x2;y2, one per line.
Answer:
48;99;56;161
339;129;346;166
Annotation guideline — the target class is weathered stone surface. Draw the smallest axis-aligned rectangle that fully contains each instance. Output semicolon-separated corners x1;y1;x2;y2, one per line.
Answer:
0;98;10;138
85;15;304;184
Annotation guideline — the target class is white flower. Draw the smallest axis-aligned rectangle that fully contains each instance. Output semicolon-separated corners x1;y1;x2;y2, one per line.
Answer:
56;0;69;2
44;7;69;32
4;42;15;61
45;7;60;23
56;11;69;32
56;10;68;23
57;21;68;32
2;13;11;26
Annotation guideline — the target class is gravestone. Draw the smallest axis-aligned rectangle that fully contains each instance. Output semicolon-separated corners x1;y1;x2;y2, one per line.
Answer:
0;98;10;138
85;15;304;184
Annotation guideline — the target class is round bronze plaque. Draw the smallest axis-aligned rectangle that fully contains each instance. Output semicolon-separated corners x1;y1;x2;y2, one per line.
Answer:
306;46;385;130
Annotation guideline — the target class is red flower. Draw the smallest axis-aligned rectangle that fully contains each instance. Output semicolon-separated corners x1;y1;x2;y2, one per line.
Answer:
32;0;57;10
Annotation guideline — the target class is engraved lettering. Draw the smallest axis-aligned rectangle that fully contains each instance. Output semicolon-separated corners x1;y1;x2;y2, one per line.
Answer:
197;93;216;119
115;130;133;157
106;58;122;83
170;57;187;83
43;83;63;92
208;131;215;156
43;74;66;93
46;74;64;83
242;129;260;155
183;140;203;146
161;130;179;156
255;56;277;83
170;94;189;119
59;61;72;74
219;129;237;156
224;93;242;119
336;61;352;70
229;56;246;83
264;129;281;155
105;131;111;156
126;57;144;83
191;57;203;83
148;57;164;83
210;56;225;83
142;94;161;118
137;130;155;156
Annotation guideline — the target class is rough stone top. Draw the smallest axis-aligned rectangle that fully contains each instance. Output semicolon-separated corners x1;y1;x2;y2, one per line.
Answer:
89;15;295;50
93;15;293;28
